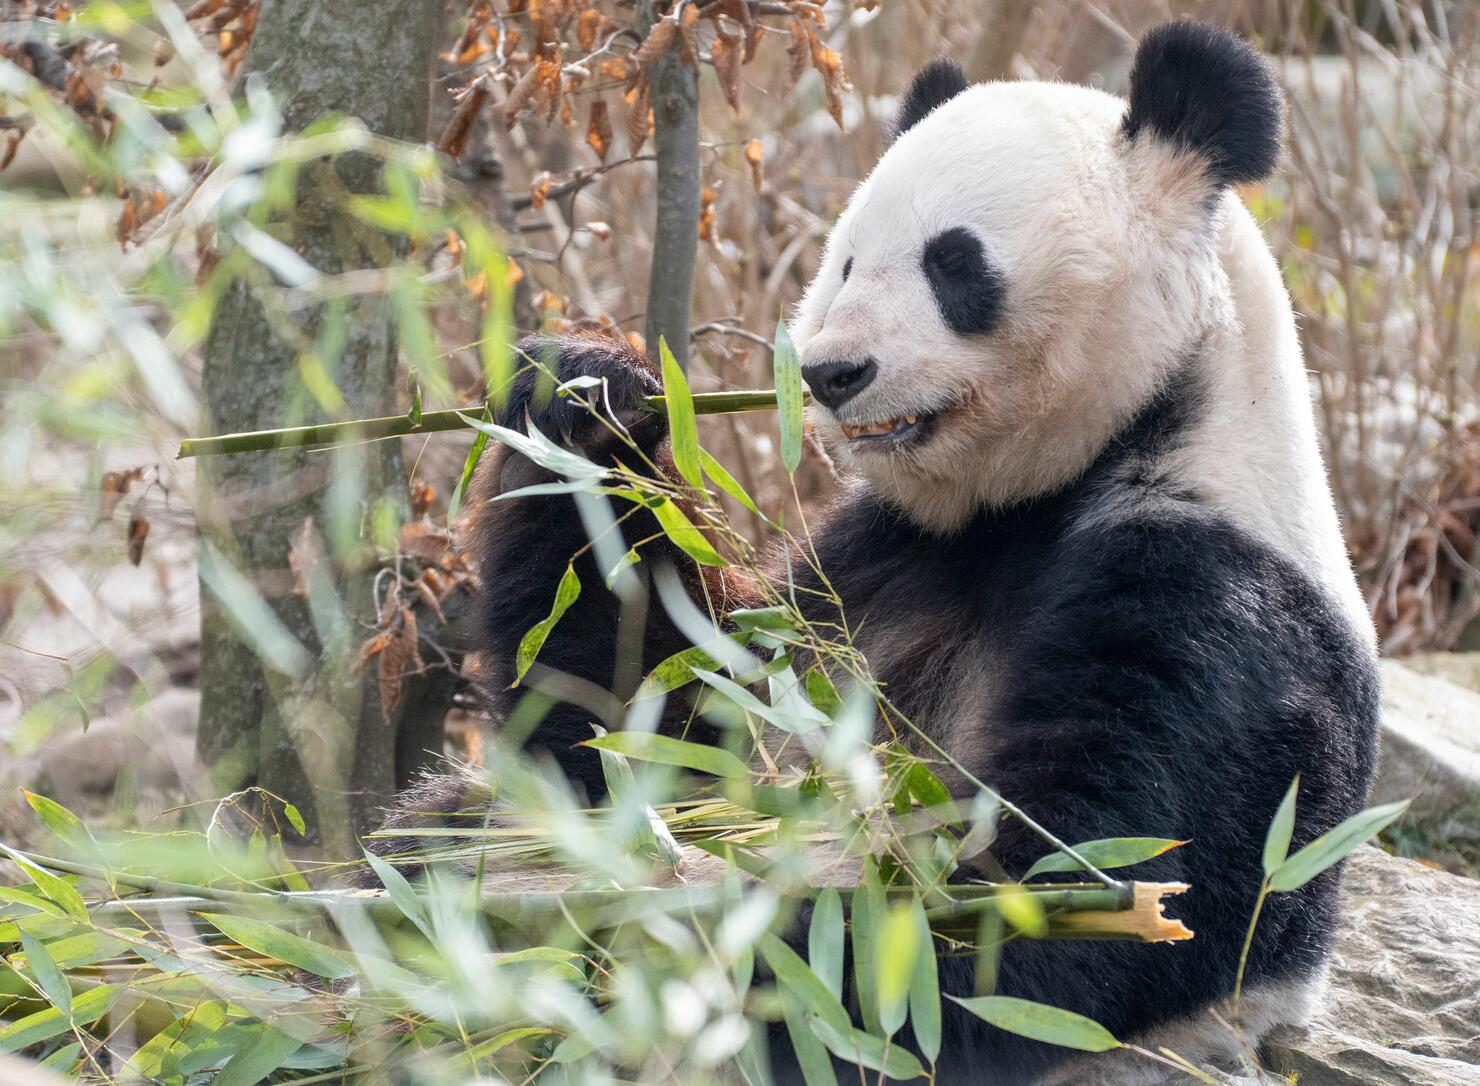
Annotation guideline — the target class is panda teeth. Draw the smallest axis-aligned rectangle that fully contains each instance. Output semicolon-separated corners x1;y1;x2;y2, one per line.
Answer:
841;414;920;439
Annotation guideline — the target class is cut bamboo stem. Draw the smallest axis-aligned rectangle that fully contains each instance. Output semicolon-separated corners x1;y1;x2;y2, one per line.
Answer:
175;391;790;459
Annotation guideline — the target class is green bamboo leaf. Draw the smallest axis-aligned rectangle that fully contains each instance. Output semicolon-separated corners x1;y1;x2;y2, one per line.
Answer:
877;903;919;1036
448;418;490;524
38;1041;80;1072
213;1023;304;1086
994;884;1046;937
455;1027;555;1070
637;642;731;696
1268;799;1410;893
283;803;307;837
806;668;842;717
757;932;851;1036
42;930;130;969
852;858;885;1034
23;792;90;852
201;914;357;980
458;411;605;482
0;848;87;922
699;448;762;517
729;605;795;633
809;887;844;1002
652;498;726;566
362;850;432;940
18;927;71;1018
906;895;941;1064
692;667;829;734
807;1016;925;1080
1263;776;1300;878
1021;837;1187;881
773;318;804;473
582;731;747;778
514;564;581;684
779;988;841;1086
0;983;117;1051
949;995;1121;1053
660;337;702;488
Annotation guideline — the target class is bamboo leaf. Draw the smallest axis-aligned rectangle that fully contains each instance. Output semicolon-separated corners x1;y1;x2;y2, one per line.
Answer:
948;995;1121;1053
773;318;804;473
0;983;117;1052
0;848;87;922
906;895;941;1064
692;667;829;733
17;928;71;1018
23;792;90;853
652;498;726;566
757;932;851;1036
283;803;307;837
852;858;885;1034
1263;776;1300;878
213;1023;304;1086
660;336;702;488
201;914;357;980
458;411;605;482
809;887;844;1001
994;884;1046;937
807;1016;925;1080
447;411;490;523
877;903;918;1036
582;731;747;778
514;564;581;685
779;988;841;1086
699;448;762;517
1267;799;1410;893
1022;838;1187;881
362;850;432;940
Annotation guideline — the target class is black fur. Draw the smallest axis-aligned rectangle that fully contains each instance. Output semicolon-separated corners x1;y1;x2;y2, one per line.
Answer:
1122;21;1284;187
923;227;1005;336
424;333;1378;1082
894;58;969;137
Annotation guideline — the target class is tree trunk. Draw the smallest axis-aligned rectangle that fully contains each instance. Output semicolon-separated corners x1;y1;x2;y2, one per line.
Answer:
196;0;442;853
640;1;701;369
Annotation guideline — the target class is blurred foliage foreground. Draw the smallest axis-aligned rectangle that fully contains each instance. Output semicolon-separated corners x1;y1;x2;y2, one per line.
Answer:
0;3;1422;1085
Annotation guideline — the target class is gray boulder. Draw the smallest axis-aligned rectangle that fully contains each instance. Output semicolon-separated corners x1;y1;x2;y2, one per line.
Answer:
1261;846;1480;1084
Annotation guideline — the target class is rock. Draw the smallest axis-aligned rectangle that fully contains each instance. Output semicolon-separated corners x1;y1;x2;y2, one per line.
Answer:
1396;652;1480;695
30;687;203;810
1261;846;1480;1084
1374;660;1480;833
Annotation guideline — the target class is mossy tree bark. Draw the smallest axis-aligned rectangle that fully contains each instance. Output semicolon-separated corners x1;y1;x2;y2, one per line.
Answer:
195;0;442;853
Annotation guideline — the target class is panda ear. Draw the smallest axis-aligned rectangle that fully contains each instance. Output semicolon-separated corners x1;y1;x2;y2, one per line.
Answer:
894;58;968;138
1121;20;1283;187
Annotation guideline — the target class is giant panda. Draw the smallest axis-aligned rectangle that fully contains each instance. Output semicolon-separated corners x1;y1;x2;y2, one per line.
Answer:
375;20;1379;1085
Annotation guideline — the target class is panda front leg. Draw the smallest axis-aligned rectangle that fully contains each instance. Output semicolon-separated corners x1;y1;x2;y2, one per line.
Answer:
465;333;721;798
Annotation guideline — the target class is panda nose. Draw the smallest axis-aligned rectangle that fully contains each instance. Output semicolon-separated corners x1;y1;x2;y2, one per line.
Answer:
802;357;877;410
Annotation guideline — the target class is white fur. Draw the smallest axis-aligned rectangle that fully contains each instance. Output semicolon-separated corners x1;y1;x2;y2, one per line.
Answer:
791;79;1373;644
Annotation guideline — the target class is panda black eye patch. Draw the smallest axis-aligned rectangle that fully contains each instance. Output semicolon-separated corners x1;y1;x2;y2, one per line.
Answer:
922;227;1004;336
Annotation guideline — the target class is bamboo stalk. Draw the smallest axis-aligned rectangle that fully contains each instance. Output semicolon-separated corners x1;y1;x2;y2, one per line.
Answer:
175;390;789;459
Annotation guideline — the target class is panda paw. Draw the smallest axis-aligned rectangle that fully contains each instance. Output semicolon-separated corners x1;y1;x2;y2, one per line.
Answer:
500;333;664;456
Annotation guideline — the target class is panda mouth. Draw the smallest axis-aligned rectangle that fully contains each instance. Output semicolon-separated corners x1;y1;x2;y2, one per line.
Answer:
839;410;937;446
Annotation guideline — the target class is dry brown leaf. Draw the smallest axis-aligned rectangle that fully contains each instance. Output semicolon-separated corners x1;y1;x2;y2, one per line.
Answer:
632;16;677;69
577;7;604;51
414;573;447;625
355;630;391;673
711;29;741;112
785;19;809;89
400;521;454;564
98;467;144;520
409;478;437;518
699;184;717;243
678;4;700;66
529;171;553;210
586;98;612;161
503;63;542;128
126;513;149;566
378;606;421;719
439;75;491;158
625;75;651;155
598;57;631;82
744;137;763;192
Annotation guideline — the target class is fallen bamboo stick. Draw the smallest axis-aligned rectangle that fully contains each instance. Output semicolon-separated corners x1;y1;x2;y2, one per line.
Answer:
175;390;789;459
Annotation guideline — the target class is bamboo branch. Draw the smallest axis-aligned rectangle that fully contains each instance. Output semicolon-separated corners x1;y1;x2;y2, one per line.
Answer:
175;390;791;459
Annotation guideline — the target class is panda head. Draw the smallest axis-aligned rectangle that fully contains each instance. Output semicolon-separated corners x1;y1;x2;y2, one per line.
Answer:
793;21;1285;532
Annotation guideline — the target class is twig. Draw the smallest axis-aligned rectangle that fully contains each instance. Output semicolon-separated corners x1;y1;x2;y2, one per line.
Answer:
175;390;798;459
